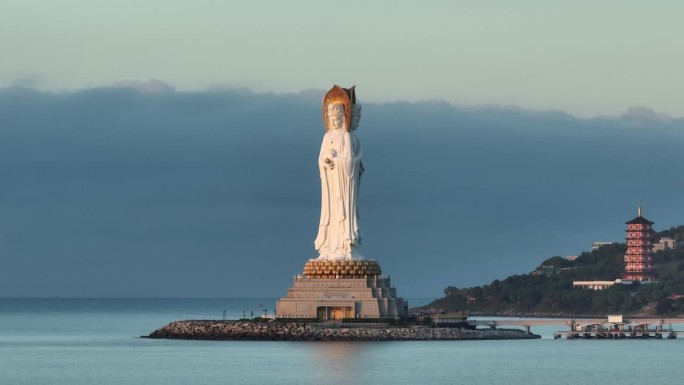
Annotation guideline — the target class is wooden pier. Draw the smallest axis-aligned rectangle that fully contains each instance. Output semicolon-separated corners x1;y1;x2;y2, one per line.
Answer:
467;316;679;339
551;316;678;340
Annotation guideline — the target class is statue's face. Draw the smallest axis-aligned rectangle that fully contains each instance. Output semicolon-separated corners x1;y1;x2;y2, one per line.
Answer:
327;104;345;131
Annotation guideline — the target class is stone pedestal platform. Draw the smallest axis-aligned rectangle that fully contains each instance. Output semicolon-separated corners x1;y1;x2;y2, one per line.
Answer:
276;260;407;319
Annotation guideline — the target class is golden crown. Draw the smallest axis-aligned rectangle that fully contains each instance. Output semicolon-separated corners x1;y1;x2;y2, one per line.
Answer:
322;85;355;132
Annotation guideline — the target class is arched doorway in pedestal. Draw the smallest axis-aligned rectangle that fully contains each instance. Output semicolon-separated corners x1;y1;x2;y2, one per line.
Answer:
317;306;353;320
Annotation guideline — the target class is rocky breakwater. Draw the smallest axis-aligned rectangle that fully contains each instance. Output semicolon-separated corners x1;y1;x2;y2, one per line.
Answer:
145;321;540;341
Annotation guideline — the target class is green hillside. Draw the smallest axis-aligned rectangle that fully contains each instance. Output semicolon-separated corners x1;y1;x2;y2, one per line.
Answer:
424;226;684;316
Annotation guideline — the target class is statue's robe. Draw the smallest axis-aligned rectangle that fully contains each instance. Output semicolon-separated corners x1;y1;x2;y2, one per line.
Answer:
314;130;363;260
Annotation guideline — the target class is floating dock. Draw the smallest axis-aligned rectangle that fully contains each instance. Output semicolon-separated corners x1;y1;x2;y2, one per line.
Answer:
553;315;678;339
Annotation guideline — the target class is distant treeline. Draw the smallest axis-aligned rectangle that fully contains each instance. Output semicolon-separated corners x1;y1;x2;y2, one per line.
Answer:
426;226;684;316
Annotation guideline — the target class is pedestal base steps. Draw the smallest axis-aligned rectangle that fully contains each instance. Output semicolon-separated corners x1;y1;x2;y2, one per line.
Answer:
276;259;407;319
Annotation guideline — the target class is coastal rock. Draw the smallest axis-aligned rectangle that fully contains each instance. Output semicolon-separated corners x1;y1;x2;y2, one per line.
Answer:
145;320;540;341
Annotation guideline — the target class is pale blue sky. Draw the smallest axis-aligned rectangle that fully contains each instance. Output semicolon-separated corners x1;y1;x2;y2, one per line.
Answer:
1;0;682;117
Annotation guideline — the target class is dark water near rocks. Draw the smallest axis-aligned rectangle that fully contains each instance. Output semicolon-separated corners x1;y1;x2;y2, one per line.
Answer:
1;298;682;385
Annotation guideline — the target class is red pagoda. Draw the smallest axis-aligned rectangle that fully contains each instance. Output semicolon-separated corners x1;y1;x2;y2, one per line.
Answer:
623;207;656;282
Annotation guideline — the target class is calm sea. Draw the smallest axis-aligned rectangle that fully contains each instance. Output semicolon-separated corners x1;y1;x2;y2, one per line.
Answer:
1;298;682;385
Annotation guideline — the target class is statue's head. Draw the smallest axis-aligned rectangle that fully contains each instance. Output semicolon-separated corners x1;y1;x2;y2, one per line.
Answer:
322;85;354;132
327;103;346;131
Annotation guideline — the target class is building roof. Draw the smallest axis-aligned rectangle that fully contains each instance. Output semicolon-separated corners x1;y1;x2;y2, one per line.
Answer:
433;312;468;320
626;216;654;225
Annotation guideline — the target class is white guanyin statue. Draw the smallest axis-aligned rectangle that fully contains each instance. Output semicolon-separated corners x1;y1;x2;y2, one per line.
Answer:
313;85;364;261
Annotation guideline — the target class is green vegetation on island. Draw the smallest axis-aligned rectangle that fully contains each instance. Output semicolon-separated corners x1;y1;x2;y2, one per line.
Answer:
425;226;684;317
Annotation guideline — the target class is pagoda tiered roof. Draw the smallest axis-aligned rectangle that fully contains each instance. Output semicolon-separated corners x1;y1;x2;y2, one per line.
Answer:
626;216;654;225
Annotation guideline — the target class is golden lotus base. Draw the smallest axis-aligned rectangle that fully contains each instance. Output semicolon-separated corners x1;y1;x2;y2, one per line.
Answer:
303;259;382;278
